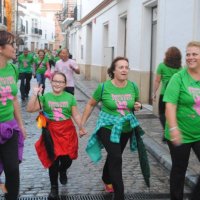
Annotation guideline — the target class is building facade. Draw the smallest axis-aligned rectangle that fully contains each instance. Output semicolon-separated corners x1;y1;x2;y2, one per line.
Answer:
67;0;200;112
0;0;15;32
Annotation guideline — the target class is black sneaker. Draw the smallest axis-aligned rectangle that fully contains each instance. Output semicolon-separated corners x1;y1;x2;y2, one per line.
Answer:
48;185;59;200
59;171;67;185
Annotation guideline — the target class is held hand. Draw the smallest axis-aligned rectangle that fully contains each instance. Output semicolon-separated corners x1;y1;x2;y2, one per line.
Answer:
79;127;87;138
134;101;142;111
170;128;182;146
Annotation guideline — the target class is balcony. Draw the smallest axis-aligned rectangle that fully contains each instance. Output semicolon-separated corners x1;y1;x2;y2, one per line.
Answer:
31;27;41;37
62;18;74;26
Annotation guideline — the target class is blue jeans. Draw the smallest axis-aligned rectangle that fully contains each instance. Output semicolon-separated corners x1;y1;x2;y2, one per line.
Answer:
36;74;46;93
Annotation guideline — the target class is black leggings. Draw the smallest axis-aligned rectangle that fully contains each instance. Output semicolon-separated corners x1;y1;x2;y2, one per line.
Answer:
0;133;19;200
167;140;200;200
97;127;132;200
158;94;166;129
49;155;72;186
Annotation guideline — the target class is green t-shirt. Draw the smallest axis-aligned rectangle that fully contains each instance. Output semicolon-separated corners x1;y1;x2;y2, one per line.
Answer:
163;68;200;143
93;80;139;132
34;57;49;74
18;53;34;73
156;63;181;95
0;63;18;122
39;92;77;121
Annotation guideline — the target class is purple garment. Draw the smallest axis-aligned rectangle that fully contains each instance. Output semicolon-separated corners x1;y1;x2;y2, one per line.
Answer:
0;119;24;174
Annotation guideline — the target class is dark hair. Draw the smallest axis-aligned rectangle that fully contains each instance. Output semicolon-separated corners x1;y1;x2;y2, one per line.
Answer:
52;72;67;83
38;49;45;55
60;48;69;54
0;30;15;47
164;47;182;69
107;56;129;79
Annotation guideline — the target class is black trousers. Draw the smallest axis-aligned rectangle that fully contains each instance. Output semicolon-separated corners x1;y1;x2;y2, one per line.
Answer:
49;155;72;186
19;72;32;99
0;133;19;200
97;127;132;200
158;94;166;129
167;140;200;200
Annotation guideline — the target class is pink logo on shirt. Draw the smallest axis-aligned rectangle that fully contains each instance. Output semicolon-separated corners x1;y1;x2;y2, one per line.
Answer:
53;108;66;121
194;96;200;115
116;101;129;115
0;86;14;105
23;61;28;67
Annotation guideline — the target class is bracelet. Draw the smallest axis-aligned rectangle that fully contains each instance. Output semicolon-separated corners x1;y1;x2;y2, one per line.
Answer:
169;126;178;132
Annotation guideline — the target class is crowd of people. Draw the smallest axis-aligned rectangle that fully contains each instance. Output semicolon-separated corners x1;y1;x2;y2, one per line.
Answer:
0;27;200;200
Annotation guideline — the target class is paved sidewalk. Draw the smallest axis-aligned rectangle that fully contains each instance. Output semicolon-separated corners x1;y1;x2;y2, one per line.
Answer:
75;74;199;189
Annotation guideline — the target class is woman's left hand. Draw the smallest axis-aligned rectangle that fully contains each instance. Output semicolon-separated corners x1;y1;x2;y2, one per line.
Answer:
20;126;27;140
134;101;142;111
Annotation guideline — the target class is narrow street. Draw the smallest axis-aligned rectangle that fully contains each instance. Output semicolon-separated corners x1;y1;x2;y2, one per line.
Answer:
0;79;179;199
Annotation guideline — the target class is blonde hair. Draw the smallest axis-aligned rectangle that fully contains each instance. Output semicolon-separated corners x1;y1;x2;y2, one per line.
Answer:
187;41;200;48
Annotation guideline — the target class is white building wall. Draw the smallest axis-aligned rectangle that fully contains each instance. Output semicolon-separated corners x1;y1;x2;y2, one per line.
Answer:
69;0;200;102
81;0;104;17
78;0;200;68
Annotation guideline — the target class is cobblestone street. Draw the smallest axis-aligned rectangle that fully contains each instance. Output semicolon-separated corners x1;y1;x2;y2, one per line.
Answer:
18;79;172;197
0;78;191;199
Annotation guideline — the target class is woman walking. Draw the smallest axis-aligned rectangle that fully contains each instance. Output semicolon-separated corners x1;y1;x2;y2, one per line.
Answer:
164;41;200;200
80;57;143;200
33;49;50;94
153;46;182;142
0;29;26;200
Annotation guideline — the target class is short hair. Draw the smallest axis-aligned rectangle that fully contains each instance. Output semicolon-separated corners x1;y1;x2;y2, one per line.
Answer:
187;41;200;49
164;46;182;69
23;47;29;51
60;48;69;54
107;56;129;79
0;30;15;47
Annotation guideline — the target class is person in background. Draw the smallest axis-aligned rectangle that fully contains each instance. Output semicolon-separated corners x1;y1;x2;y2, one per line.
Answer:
45;49;55;69
80;57;142;200
153;46;182;142
18;47;34;100
164;41;200;200
27;72;86;199
0;29;26;200
33;49;50;94
55;48;80;95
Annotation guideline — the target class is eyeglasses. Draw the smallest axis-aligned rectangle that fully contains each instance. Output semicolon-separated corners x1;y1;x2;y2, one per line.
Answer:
52;80;66;85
